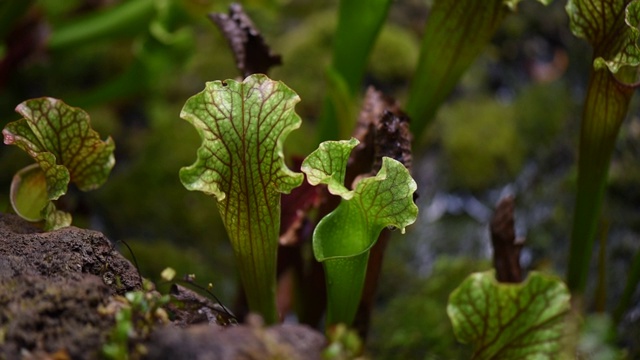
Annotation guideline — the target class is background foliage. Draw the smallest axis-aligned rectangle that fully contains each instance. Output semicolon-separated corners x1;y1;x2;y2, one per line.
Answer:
1;0;640;357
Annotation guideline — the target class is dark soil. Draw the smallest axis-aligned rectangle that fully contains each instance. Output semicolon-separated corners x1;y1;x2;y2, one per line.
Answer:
0;212;141;359
0;213;325;359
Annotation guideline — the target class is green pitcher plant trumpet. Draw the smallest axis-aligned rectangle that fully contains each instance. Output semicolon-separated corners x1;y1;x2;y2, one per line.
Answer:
179;74;304;324
301;138;418;326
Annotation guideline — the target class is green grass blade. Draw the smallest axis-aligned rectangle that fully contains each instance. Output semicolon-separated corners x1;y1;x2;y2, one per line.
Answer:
318;0;392;142
406;0;509;141
48;0;155;50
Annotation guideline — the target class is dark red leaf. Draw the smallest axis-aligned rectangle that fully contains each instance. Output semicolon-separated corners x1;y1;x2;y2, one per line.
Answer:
279;157;321;246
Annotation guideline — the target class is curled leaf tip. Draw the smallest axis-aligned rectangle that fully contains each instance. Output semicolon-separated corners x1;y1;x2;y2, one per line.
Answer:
2;129;14;145
567;0;640;76
504;0;554;12
301;138;359;199
209;3;282;77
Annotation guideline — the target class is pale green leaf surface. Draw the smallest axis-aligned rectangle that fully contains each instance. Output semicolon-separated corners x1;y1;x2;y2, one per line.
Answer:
567;0;640;73
301;138;358;199
302;140;417;325
448;271;570;360
565;0;639;292
42;202;72;231
179;74;303;324
313;157;417;260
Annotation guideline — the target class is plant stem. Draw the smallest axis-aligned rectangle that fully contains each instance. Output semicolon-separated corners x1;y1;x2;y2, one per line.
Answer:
566;67;634;295
614;247;640;323
318;0;391;142
224;190;280;324
323;253;369;326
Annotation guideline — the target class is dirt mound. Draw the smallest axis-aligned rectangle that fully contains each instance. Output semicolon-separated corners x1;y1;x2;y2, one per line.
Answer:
0;213;142;358
0;213;325;359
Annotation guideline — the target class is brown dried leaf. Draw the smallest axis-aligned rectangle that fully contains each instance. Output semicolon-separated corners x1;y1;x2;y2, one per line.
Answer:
347;87;413;188
279;157;322;246
490;195;524;283
209;3;282;77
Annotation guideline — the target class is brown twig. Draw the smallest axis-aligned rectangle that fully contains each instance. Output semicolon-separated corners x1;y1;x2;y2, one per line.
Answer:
490;195;523;283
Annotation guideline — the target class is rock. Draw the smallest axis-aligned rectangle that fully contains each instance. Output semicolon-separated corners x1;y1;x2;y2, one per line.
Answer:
0;212;143;359
0;213;326;359
0;213;142;293
144;322;325;360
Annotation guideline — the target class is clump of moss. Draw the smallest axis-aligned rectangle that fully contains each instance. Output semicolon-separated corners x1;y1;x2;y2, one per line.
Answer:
437;96;524;190
368;24;420;85
102;286;170;359
369;257;489;359
514;82;569;153
272;12;420;117
271;11;335;119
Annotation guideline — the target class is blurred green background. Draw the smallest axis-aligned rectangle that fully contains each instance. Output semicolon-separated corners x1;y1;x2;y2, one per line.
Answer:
1;0;639;357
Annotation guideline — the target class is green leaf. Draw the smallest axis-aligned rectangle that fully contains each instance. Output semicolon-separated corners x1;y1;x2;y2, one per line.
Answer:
566;0;640;74
302;139;418;325
180;74;303;324
312;156;418;259
2;97;115;230
407;0;553;142
447;271;570;359
301;138;358;199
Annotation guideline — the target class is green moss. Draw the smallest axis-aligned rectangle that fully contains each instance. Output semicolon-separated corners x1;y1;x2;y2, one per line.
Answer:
368;24;420;83
514;82;568;152
369;257;489;359
90;101;224;242
119;238;236;301
437;96;525;190
271;11;335;119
